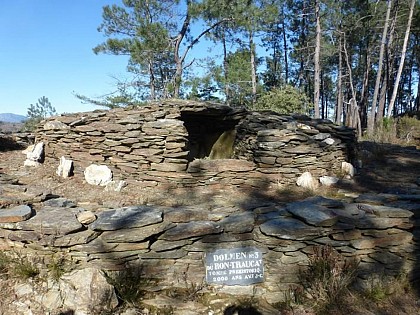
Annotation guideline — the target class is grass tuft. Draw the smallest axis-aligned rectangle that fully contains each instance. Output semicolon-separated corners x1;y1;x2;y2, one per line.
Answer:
104;265;149;306
301;245;358;312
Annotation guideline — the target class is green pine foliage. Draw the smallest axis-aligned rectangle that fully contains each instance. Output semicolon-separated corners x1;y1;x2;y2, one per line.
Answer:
254;85;313;115
23;96;57;131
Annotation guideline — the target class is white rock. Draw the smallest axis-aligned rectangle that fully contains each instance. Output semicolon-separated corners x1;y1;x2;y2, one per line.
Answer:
84;164;112;186
319;176;339;186
341;161;355;177
26;142;44;162
40;282;63;310
323;138;335;145
56;156;74;178
296;171;318;190
23;142;45;166
296;123;311;130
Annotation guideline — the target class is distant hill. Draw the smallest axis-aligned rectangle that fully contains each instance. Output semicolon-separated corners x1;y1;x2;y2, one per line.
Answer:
0;113;27;123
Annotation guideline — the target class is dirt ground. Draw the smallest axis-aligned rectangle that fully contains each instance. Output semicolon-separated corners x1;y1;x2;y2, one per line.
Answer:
1;140;419;208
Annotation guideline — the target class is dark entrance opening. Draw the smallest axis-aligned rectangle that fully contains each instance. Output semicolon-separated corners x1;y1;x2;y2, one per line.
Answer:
180;109;245;162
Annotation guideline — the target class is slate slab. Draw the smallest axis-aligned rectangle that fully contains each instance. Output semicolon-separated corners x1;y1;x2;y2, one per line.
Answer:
17;207;83;235
100;222;175;243
286;201;338;227
259;218;322;240
354;193;397;205
219;212;255;233
43;198;76;208
357;204;413;218
0;205;33;223
90;205;163;231
53;230;100;247
304;196;344;208
160;221;223;240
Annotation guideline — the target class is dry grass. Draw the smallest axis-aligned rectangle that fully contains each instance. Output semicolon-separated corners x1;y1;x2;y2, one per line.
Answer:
275;246;420;315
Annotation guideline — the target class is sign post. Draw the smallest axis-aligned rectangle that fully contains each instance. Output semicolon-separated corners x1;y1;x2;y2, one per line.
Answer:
205;247;264;285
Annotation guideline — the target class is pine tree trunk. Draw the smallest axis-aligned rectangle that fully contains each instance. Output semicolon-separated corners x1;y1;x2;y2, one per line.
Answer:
387;0;416;117
249;31;257;104
281;4;289;83
367;0;392;135
360;51;371;128
343;34;362;138
313;0;321;119
222;33;230;105
335;34;343;125
148;60;156;100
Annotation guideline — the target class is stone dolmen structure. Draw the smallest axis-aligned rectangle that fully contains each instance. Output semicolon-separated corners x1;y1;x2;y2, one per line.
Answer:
35;100;356;189
0;100;419;314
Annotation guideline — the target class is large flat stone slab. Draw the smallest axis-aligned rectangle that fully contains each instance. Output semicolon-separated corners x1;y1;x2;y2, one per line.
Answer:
160;221;223;240
259;218;322;240
17;207;83;235
219;212;255;233
0;205;33;223
90;206;163;231
356;204;413;218
100;222;175;243
286;201;338;227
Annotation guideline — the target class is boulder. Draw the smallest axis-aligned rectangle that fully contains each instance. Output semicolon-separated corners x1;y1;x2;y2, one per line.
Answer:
259;217;322;240
84;164;112;186
90;205;163;231
59;268;118;314
43;120;70;130
18;206;83;235
286;201;339;227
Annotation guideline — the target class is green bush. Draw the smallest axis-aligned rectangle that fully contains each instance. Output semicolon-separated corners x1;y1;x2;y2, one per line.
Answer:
253;85;312;115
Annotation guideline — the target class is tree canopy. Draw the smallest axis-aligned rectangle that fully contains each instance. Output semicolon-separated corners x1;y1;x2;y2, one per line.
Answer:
93;0;420;135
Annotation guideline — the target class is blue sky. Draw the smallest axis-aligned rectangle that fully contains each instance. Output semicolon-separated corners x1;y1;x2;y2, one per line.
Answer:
0;1;130;116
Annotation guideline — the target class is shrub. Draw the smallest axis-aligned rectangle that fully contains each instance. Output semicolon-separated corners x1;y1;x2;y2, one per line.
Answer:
253;85;313;115
363;116;420;145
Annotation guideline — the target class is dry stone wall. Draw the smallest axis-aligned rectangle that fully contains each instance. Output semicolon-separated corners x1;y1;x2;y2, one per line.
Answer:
0;194;418;305
35;100;356;189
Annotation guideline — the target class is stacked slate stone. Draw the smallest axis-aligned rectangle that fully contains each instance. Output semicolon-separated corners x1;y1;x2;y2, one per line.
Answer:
234;111;356;180
35;101;356;188
0;194;418;304
36;103;192;184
